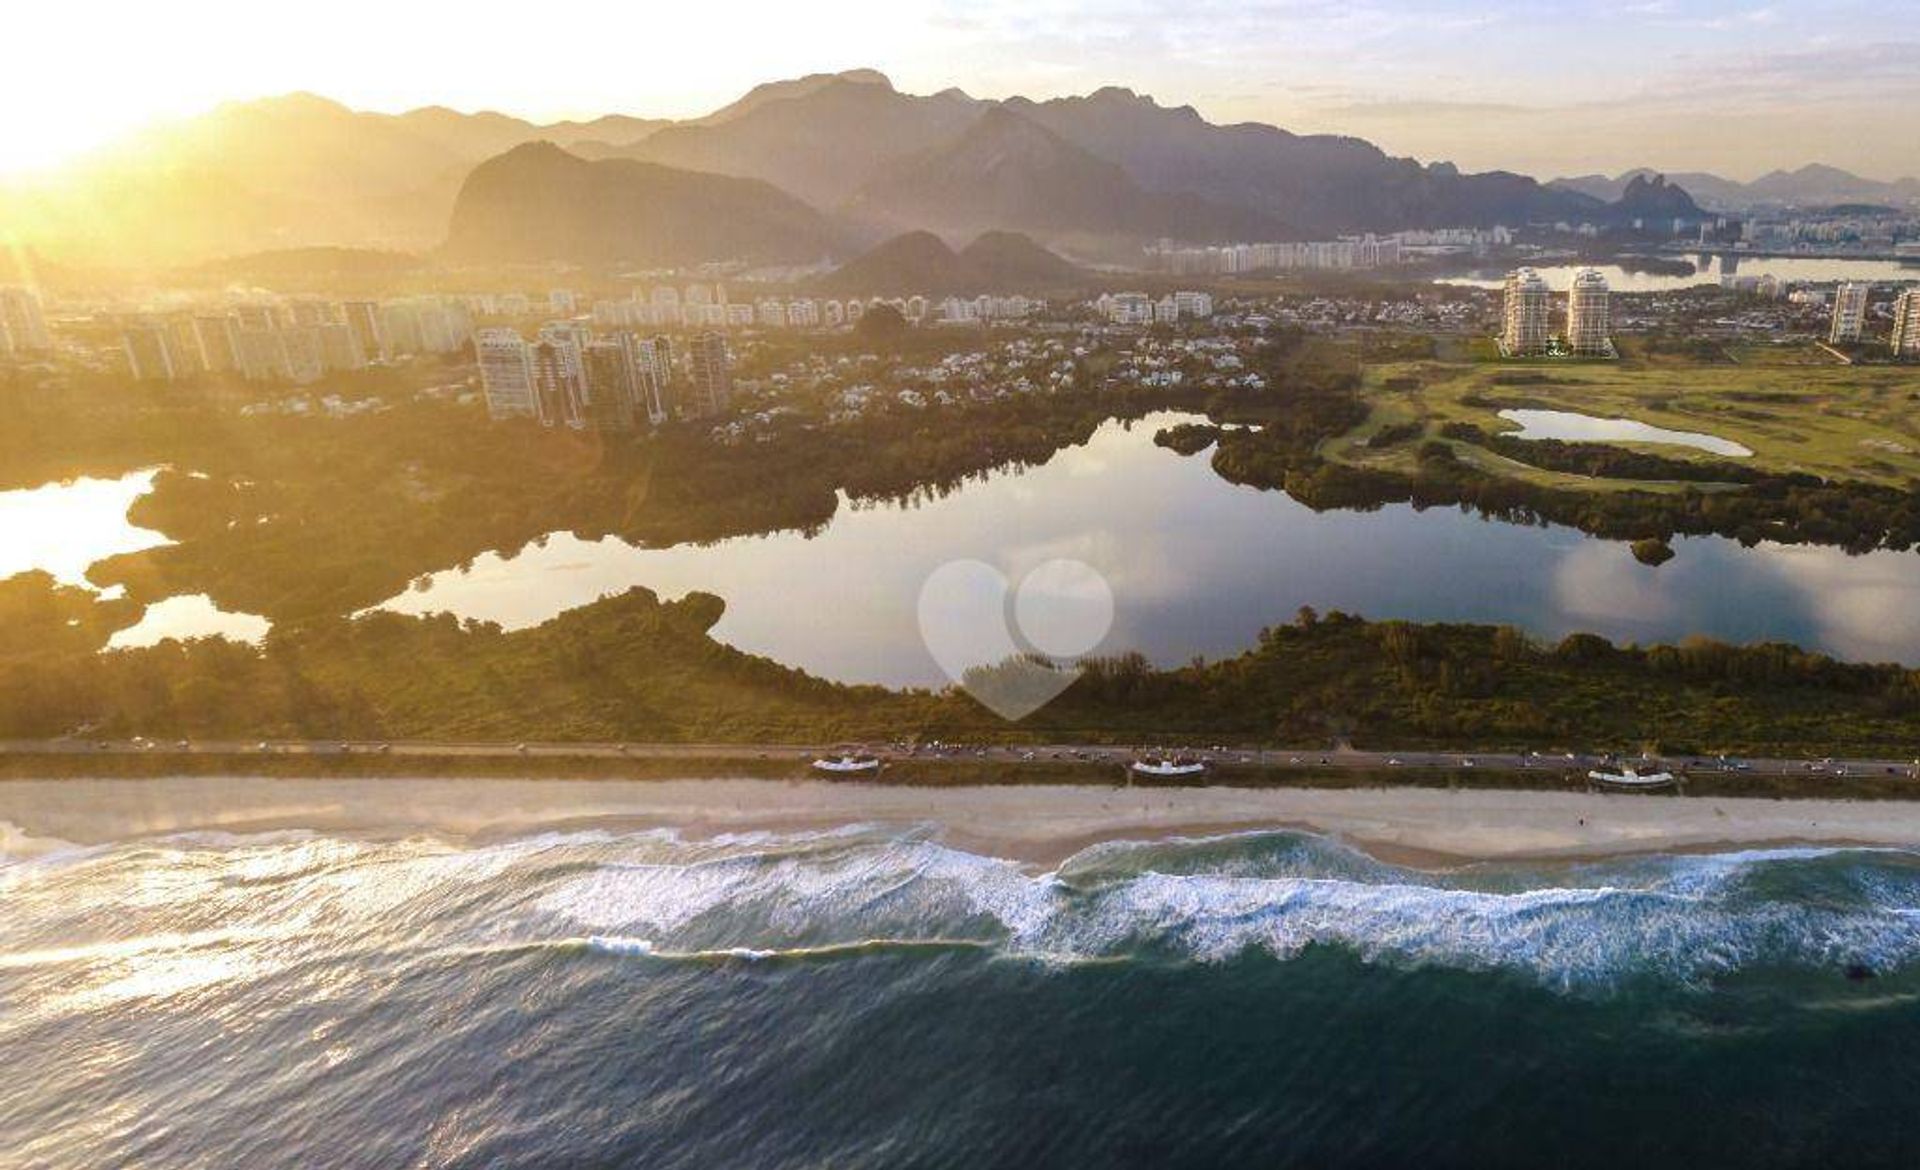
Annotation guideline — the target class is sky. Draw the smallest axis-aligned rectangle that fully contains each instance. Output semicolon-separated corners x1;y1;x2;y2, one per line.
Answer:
4;0;1917;181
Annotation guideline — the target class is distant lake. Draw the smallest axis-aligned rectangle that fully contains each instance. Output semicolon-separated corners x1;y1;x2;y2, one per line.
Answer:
1499;409;1754;457
1438;256;1920;293
379;413;1920;685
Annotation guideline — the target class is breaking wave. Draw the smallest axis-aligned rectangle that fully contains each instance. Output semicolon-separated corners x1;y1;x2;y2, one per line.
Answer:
530;829;1920;989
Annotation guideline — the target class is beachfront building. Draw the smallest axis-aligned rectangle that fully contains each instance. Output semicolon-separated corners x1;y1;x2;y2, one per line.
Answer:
1500;268;1552;357
1565;268;1613;357
1830;281;1869;344
1891;289;1920;359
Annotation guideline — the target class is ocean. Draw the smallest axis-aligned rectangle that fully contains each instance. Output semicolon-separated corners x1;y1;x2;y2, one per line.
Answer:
6;819;1920;1167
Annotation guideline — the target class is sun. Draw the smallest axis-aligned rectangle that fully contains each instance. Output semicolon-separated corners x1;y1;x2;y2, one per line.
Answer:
0;112;139;180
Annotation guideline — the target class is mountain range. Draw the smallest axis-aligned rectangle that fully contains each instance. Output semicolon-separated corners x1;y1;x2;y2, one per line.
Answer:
1552;165;1920;212
7;69;1720;268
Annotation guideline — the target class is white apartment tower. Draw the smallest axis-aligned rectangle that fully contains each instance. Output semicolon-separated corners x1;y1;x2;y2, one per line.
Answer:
1890;289;1920;359
475;328;540;421
1830;282;1870;344
1501;268;1552;357
1565;268;1612;357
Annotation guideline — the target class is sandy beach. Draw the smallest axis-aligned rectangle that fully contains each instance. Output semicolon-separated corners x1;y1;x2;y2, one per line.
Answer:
7;774;1920;866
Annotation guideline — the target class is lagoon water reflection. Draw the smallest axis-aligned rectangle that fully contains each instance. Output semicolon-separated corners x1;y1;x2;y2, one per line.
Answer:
0;471;170;587
1498;409;1754;457
379;413;1920;686
0;471;270;648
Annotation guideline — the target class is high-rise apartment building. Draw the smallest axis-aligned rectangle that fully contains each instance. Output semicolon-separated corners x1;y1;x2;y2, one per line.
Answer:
193;315;238;373
0;286;51;355
475;328;540;421
234;329;293;382
280;327;326;385
341;301;386;363
1501;268;1552;356
687;332;732;418
1565;268;1612;356
1830;282;1870;344
617;333;670;424
123;322;180;381
1892;289;1920;359
582;340;640;431
318;323;366;373
530;322;591;429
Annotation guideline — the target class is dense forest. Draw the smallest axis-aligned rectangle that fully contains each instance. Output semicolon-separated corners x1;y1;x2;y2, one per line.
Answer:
5;570;1920;756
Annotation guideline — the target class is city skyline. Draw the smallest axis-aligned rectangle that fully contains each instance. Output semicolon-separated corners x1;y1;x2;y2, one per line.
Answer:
3;1;1917;182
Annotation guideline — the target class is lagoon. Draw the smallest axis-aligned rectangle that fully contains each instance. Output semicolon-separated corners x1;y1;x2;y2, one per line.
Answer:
377;413;1920;685
1497;409;1754;457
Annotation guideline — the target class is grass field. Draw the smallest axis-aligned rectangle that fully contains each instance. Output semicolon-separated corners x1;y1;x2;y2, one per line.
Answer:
1332;345;1920;490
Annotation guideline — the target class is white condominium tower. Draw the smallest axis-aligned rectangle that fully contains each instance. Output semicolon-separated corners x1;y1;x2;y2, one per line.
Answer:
475;328;540;421
1830;282;1869;344
1565;268;1612;356
1891;289;1920;358
1501;268;1552;356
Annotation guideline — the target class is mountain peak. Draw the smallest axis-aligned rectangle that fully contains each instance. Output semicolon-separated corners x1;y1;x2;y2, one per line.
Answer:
225;91;354;119
834;68;895;89
495;139;578;164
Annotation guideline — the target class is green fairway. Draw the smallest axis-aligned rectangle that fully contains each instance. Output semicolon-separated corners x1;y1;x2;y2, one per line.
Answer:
1334;349;1920;490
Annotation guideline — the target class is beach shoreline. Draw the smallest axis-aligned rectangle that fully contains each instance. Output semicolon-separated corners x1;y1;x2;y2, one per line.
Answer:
6;773;1920;869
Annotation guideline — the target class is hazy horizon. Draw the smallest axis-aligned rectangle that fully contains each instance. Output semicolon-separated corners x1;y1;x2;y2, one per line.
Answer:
6;1;1918;183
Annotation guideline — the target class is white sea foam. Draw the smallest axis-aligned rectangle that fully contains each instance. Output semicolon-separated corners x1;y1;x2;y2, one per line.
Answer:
533;834;1920;987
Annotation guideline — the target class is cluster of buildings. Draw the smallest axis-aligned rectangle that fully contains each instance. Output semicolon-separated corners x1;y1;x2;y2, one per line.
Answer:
1831;282;1920;357
1499;267;1613;357
1741;212;1920;256
0;287;51;357
119;297;472;383
588;285;1044;331
1097;290;1215;325
1893;290;1920;358
1147;236;1405;275
475;324;731;429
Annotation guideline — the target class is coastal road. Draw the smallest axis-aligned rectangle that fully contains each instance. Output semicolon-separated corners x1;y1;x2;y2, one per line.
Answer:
2;737;1915;781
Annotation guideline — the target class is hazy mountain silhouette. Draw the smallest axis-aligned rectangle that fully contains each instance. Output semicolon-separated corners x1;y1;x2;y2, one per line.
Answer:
624;75;982;205
1553;165;1920;211
442;142;838;266
2;71;1840;267
848;106;1291;241
688;68;902;127
998;86;1608;234
816;229;1081;294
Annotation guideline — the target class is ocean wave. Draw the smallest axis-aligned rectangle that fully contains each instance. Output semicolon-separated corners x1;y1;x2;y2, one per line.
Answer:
579;934;993;965
531;833;1920;988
